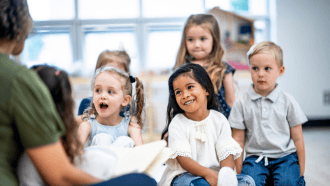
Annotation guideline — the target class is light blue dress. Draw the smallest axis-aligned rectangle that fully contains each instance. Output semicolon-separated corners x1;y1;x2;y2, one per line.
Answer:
86;115;134;148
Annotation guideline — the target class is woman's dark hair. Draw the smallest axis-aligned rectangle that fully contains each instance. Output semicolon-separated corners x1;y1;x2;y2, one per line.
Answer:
161;63;219;139
31;65;83;163
0;0;31;41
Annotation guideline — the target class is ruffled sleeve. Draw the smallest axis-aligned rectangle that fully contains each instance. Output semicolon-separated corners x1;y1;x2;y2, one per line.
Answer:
168;116;192;159
166;115;192;170
215;114;242;161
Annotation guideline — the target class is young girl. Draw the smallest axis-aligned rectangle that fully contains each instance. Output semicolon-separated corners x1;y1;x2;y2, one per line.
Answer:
17;65;155;185
159;63;253;186
78;65;145;148
76;50;131;123
174;14;235;119
17;65;84;185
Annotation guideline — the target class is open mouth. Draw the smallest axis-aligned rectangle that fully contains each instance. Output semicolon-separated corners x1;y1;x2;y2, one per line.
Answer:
100;102;109;110
184;100;195;105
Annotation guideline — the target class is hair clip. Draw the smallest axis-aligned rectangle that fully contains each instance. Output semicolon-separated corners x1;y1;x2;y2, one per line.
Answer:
129;75;136;83
55;70;60;76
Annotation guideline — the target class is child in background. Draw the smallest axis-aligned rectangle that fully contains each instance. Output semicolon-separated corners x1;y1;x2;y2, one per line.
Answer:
76;50;131;124
17;65;84;185
229;41;307;185
174;14;235;118
159;63;254;186
78;66;145;148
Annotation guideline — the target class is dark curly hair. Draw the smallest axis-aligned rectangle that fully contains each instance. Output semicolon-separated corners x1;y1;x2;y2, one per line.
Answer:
31;65;83;163
161;63;219;139
0;0;31;41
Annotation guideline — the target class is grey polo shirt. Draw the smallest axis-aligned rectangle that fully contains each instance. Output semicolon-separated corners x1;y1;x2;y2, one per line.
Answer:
229;84;307;159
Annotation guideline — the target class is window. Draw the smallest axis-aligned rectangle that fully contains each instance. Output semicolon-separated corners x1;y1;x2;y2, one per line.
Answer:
22;0;271;76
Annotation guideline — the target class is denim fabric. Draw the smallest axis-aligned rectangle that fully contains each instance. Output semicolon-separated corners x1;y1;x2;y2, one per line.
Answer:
171;172;255;186
241;152;305;186
237;174;256;186
89;173;157;186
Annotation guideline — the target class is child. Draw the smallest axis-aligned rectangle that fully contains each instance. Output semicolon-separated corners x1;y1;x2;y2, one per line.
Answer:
159;63;254;186
173;14;236;119
17;65;155;186
229;41;307;185
77;50;131;122
78;65;145;148
17;65;84;185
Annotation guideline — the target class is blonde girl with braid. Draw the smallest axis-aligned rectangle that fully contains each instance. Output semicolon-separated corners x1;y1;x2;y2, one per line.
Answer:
174;14;235;119
78;66;145;148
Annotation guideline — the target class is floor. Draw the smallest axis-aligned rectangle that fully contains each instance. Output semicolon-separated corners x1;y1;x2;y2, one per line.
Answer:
303;126;330;186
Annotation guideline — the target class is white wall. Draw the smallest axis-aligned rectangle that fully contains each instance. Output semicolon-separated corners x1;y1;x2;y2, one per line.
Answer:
275;0;330;118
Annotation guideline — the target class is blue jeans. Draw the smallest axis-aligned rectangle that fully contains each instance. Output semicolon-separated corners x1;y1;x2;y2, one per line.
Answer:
89;173;157;186
241;152;305;186
171;172;255;186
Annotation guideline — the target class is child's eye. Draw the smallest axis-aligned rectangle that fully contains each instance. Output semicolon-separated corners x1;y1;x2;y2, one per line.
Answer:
188;85;194;89
201;37;206;41
265;67;271;71
252;67;258;71
95;89;101;93
175;90;181;95
187;38;193;42
108;90;114;94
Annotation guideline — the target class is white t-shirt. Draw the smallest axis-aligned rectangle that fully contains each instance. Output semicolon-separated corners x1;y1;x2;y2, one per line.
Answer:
158;109;242;186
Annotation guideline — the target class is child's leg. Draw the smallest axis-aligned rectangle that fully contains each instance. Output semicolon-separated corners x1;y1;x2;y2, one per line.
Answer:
237;174;256;186
241;156;270;186
171;172;209;186
111;136;135;148
91;133;115;146
271;153;303;186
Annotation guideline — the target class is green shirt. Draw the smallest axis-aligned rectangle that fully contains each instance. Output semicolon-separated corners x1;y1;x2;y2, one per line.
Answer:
0;53;65;186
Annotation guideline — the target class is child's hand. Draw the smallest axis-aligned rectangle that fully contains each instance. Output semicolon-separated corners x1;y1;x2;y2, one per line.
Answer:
204;169;218;186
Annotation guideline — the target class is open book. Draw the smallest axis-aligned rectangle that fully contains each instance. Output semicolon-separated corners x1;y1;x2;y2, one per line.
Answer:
74;140;172;180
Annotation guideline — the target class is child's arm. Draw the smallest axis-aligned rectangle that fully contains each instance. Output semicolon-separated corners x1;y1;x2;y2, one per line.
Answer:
220;154;235;170
222;73;235;108
128;117;143;146
75;115;84;125
78;121;92;145
177;156;218;186
232;128;245;174
290;124;305;177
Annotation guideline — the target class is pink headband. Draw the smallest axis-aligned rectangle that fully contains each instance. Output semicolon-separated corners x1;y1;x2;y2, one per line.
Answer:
55;70;60;76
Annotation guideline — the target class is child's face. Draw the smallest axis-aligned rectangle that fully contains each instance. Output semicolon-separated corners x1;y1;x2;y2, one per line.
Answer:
186;25;213;62
250;53;285;97
173;74;209;120
93;72;130;119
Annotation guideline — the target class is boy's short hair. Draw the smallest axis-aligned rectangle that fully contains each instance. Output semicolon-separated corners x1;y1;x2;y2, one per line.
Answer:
247;41;283;67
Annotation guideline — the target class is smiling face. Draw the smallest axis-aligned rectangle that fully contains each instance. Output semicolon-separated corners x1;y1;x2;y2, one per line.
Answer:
92;72;130;122
173;74;209;121
186;25;213;66
250;53;285;97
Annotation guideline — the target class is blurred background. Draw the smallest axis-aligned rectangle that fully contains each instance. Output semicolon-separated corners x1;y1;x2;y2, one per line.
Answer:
14;0;330;184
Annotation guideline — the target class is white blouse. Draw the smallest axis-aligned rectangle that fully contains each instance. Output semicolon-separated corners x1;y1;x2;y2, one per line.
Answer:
158;110;242;186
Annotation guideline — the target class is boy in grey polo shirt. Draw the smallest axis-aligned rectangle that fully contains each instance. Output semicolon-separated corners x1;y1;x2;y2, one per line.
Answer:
229;41;307;186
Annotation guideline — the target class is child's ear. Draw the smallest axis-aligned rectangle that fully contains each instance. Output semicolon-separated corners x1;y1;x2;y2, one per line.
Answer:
121;95;131;107
279;65;285;76
205;89;209;96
